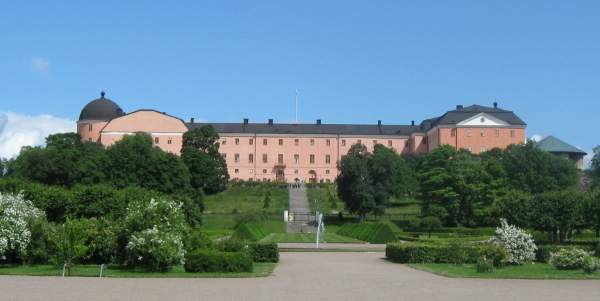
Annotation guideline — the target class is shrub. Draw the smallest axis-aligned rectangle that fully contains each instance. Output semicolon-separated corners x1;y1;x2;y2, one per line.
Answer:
480;243;509;268
125;226;185;272
337;222;398;244
548;248;590;270
409;218;421;229
488;218;537;265
535;245;595;263
184;230;213;252
49;217;96;266
248;242;279;263
583;256;600;274
184;249;252;273
233;209;264;228
215;237;251;253
477;258;493;273
386;243;485;264
232;222;270;241
0;192;46;262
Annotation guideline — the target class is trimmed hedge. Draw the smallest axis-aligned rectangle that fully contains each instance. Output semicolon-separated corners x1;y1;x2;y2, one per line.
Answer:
184;249;253;273
233;222;270;241
386;243;485;264
248;242;279;263
337;222;399;244
535;244;596;263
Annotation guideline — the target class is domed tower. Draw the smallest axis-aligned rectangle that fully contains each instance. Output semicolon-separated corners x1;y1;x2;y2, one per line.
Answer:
77;92;125;143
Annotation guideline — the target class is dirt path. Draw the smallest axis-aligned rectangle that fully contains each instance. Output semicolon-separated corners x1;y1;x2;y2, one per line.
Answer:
2;252;600;301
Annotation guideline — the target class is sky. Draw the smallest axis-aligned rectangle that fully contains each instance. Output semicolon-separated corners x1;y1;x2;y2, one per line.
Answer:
1;1;599;166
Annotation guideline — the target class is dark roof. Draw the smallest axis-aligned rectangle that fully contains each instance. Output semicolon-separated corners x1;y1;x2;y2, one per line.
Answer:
186;122;423;136
78;92;125;121
537;136;587;155
422;104;526;130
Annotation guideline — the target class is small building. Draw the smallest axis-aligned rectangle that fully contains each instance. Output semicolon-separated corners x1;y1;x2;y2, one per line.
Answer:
536;135;587;170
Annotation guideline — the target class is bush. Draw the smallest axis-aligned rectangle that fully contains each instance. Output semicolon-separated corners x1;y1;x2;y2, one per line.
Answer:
233;209;264;228
480;243;509;268
409;218;421;229
535;245;595;263
386;243;485;264
488;219;537;265
248;242;279;263
125;226;185;272
184;249;252;273
337;222;398;244
548;248;590;270
0;192;46;262
49;218;96;266
583;256;600;274
477;258;493;273
184;230;213;252
232;222;270;241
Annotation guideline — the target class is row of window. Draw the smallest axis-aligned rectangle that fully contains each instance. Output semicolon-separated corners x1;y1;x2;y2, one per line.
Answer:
464;146;487;153
153;137;172;144
222;138;398;147
233;168;332;174
452;129;516;138
227;154;332;164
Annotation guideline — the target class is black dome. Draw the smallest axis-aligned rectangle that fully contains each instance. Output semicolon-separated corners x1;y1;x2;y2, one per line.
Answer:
78;92;124;121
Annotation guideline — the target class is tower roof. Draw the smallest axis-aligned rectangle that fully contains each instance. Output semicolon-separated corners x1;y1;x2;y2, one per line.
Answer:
78;92;125;122
536;135;587;155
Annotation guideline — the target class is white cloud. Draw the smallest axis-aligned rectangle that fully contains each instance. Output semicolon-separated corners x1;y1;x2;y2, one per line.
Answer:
529;134;543;142
0;112;76;159
29;57;51;74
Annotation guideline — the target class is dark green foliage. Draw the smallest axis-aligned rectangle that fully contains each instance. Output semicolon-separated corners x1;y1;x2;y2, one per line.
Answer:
477;258;494;273
480;243;509;268
181;126;229;195
263;195;271;208
232;222;270;241
184;249;252;273
233;209;265;228
421;216;442;238
183;230;213;252
530;189;586;243
337;222;398;243
591;145;600;189
247;242;279;263
385;243;485;264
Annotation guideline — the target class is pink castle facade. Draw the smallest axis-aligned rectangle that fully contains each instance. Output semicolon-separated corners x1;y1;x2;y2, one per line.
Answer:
77;93;526;183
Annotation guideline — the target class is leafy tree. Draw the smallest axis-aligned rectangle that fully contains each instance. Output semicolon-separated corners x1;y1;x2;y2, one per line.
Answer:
489;189;532;228
181;126;229;195
336;143;397;221
590;145;600;189
421;216;441;238
530;189;586;242
7;146;76;187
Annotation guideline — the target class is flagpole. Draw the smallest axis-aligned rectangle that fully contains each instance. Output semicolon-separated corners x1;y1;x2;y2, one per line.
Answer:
295;90;298;124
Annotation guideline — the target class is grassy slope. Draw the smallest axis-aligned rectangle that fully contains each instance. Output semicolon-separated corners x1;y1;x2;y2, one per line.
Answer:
204;187;289;214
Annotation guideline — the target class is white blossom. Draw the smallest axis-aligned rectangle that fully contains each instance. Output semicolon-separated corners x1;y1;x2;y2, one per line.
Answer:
0;192;45;259
488;218;537;265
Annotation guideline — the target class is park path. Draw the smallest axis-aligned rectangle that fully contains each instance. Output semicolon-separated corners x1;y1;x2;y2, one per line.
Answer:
2;252;600;301
287;183;317;233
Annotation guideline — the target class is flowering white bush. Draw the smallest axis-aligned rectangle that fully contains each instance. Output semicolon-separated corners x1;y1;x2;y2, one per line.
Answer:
124;198;189;272
488;218;537;265
548;248;590;270
0;192;45;260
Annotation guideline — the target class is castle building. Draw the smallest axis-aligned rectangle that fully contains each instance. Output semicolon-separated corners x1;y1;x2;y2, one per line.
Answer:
77;92;526;183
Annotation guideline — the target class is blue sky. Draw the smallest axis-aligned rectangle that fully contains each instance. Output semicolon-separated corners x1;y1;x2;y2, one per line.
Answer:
1;1;599;165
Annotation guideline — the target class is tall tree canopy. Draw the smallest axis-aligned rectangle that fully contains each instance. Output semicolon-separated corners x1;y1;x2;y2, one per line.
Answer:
181;126;229;195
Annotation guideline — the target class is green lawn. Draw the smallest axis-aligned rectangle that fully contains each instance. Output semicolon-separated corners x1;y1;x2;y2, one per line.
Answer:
0;263;276;278
406;262;600;280
204;187;290;214
261;233;365;243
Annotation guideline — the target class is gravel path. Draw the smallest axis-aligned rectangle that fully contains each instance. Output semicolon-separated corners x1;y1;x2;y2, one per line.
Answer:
287;183;317;233
2;252;599;301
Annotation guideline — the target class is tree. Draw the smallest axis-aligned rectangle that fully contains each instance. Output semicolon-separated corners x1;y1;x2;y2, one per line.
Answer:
529;189;586;242
489;189;532;228
590;145;600;189
421;216;441;238
336;143;397;221
181;126;229;195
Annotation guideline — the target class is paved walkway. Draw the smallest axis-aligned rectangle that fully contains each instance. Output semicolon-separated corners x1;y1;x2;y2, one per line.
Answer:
287;183;317;233
2;252;600;300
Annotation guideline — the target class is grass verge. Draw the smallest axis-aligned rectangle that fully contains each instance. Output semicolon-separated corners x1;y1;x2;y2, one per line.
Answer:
406;262;600;279
0;263;276;278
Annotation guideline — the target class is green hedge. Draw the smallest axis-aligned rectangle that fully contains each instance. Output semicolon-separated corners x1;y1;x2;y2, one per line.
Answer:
232;222;270;241
386;243;485;263
535;244;596;263
184;249;253;273
248;242;279;263
337;222;398;244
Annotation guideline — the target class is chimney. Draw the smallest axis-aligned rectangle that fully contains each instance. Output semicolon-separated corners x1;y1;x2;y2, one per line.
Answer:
378;120;381;126
411;120;415;126
268;119;273;125
243;118;248;124
456;105;463;109
190;118;194;123
316;119;321;125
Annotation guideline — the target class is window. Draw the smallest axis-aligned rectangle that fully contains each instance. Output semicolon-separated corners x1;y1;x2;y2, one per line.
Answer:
294;139;299;145
262;169;267;173
222;153;226;161
326;170;330;174
248;169;253;173
248;154;254;163
278;154;283;164
451;129;456;137
279;139;283;145
249;138;254;145
405;141;409;147
325;155;331;164
234;169;239;173
88;124;92;131
423;138;427;144
263;139;268;145
249;178;253;181
342;140;346;146
222;138;227;145
494;130;499;137
326;179;331;183
481;130;486;137
310;154;315;164
326;139;330;146
294;169;298;174
310;139;315;146
510;130;515;138
388;140;392;147
235;154;240;163
263;154;268;163
357;140;362;144
466;147;472;152
467;129;472;137
480;146;486;153
294;154;299;164
235;138;240;145
167;137;172;144
373;140;377;146
88;138;92;142
154;137;159;144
